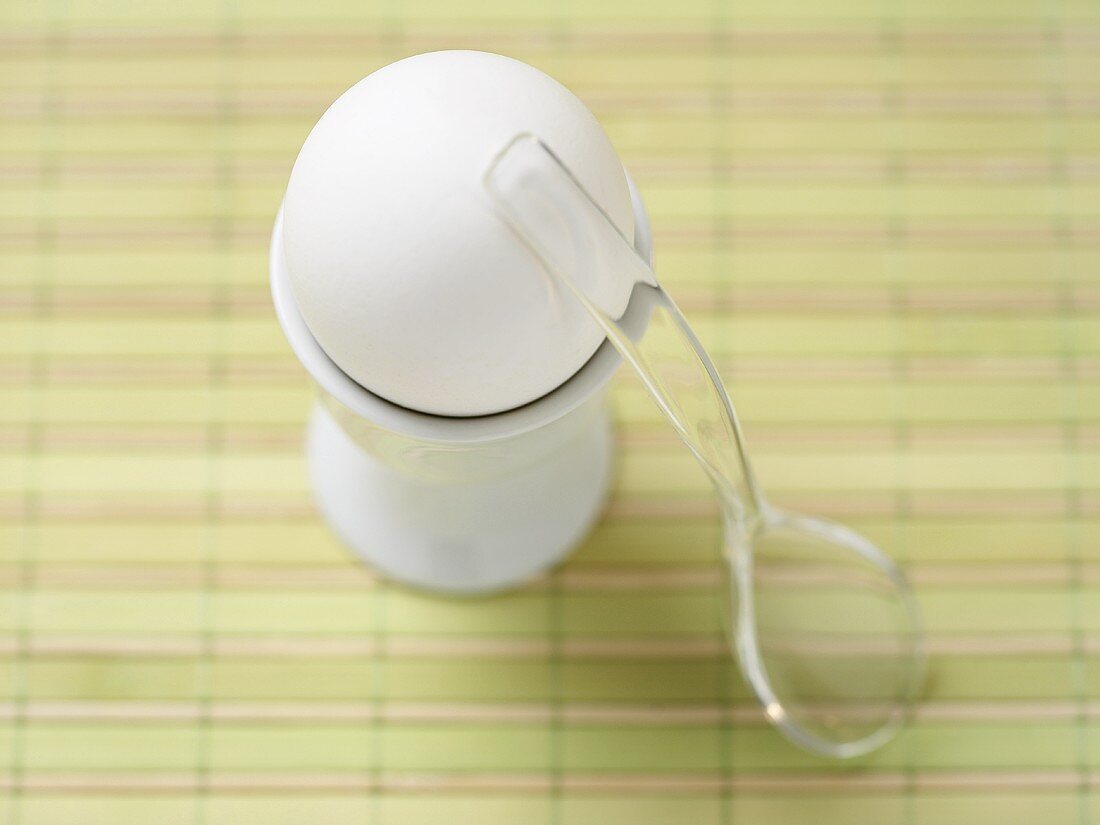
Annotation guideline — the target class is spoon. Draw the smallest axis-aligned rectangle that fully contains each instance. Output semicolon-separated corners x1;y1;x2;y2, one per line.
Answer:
485;134;925;757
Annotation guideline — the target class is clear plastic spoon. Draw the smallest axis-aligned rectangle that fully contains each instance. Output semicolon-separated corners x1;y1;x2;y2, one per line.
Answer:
485;134;925;758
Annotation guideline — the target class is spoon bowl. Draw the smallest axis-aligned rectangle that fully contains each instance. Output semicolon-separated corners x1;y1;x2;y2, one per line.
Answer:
728;509;924;757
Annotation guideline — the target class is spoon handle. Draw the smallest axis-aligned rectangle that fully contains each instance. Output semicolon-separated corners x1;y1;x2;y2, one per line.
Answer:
485;133;767;534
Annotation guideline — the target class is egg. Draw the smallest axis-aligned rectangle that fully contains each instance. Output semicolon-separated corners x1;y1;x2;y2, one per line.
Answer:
282;50;634;417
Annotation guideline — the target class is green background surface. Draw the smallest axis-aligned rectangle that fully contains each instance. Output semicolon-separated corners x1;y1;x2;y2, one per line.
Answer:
1;0;1099;822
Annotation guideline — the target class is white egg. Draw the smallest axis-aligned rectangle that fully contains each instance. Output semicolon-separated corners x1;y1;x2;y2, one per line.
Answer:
282;50;634;417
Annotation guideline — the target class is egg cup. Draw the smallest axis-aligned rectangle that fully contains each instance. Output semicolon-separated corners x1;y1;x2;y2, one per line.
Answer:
270;177;652;594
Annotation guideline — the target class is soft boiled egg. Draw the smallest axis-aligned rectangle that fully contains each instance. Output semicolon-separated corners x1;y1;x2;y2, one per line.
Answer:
281;50;634;417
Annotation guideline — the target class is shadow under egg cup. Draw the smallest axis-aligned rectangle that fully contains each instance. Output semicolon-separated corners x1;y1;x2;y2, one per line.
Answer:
270;175;652;594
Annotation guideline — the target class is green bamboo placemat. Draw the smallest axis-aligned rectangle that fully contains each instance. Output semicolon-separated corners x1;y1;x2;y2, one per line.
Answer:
1;0;1099;823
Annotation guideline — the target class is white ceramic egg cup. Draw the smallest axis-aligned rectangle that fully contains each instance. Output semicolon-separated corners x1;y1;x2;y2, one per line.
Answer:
271;176;652;594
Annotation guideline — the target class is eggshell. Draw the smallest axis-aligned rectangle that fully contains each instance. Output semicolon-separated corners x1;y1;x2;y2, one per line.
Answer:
282;50;634;417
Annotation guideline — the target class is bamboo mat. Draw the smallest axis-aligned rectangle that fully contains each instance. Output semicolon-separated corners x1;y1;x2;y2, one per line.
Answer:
2;1;1099;823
